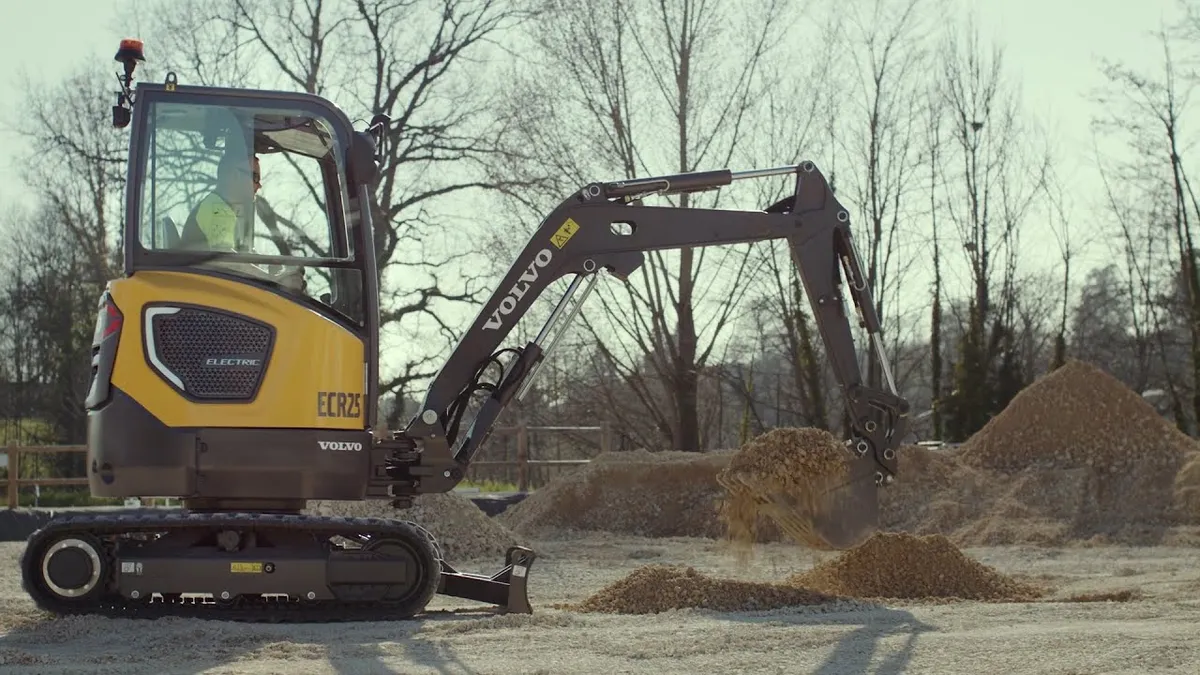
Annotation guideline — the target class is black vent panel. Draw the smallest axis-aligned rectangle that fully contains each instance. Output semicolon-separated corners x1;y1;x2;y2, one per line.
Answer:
146;305;275;401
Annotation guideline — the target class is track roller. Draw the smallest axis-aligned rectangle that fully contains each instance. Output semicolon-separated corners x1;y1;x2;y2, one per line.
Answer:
23;531;110;607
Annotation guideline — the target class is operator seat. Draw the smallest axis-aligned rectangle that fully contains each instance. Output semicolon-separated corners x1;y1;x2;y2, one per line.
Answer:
178;200;213;249
160;216;181;248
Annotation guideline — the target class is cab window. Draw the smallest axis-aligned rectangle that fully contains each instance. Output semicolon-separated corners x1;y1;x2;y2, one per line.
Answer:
136;99;360;322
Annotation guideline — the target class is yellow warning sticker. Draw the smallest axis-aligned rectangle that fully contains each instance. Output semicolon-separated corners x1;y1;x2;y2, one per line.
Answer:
551;217;580;249
230;562;263;574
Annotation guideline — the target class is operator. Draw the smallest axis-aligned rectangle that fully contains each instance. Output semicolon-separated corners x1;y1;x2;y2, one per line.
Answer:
180;152;305;293
180;152;258;251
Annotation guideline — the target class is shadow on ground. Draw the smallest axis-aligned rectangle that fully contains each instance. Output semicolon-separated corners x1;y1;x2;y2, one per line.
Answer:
0;605;505;675
0;600;935;675
722;604;936;675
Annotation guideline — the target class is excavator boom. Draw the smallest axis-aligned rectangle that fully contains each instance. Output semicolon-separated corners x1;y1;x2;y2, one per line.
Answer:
383;160;911;549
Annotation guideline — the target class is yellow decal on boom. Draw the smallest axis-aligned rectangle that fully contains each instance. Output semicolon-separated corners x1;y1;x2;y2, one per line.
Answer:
230;562;263;574
551;217;580;249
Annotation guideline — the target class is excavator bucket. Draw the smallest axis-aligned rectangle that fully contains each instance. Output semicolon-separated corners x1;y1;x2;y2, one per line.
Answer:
717;455;879;550
716;430;882;551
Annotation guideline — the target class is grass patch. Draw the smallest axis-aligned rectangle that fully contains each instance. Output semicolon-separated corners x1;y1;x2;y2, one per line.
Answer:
15;486;124;508
0;418;57;445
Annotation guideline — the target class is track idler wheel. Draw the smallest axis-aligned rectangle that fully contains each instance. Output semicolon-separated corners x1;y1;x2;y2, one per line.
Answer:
361;531;441;618
23;531;110;609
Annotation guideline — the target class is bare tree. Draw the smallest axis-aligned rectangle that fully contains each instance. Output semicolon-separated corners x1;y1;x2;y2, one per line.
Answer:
488;0;801;451
1043;164;1085;370
1091;19;1200;430
4;62;128;283
932;12;1049;439
923;77;946;439
827;0;937;391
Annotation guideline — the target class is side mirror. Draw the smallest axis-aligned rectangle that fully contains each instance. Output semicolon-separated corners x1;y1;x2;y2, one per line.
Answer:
346;131;380;187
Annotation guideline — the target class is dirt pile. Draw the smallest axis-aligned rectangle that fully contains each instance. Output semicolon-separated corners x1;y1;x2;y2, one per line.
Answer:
577;532;1038;614
787;532;1042;601
718;427;853;550
305;492;523;561
500;360;1200;547
497;450;783;540
1173;451;1200;519
877;444;991;536
575;565;839;614
959;359;1192;474
951;359;1196;541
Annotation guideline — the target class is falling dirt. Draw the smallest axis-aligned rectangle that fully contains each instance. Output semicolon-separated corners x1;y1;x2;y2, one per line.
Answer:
717;427;853;551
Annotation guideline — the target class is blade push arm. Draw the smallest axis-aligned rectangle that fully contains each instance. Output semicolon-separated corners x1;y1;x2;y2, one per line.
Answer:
392;161;909;495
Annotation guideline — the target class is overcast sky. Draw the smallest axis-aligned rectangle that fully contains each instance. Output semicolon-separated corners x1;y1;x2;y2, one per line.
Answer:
0;0;1174;204
0;0;1182;294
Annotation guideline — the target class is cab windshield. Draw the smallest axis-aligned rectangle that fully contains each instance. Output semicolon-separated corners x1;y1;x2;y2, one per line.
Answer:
135;98;361;323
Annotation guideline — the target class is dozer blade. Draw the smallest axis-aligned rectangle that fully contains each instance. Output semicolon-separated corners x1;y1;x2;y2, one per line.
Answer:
717;454;880;551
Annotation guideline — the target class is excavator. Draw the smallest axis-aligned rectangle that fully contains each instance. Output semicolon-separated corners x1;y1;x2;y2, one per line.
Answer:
19;40;910;622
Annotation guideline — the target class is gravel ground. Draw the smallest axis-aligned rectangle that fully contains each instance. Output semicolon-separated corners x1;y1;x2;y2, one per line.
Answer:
2;534;1200;674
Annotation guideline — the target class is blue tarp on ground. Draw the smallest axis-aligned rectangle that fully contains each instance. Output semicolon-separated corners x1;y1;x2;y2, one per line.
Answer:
0;509;56;542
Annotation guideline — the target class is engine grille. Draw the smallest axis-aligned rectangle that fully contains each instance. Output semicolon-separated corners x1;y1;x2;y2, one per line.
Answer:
146;306;274;400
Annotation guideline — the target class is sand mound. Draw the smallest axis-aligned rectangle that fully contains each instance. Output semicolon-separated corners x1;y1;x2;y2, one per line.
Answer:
788;532;1042;601
575;565;839;614
497;450;783;540
577;532;1037;614
1173;451;1200;519
503;361;1200;548
305;492;523;561
718;427;852;550
959;359;1191;474
949;359;1197;540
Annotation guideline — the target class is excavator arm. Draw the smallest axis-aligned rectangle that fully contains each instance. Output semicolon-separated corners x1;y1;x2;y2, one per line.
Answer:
374;161;910;547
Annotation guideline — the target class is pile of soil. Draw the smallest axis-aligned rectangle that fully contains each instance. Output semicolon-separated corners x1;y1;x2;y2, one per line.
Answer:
577;531;1038;614
717;428;851;551
305;492;523;561
787;532;1042;601
574;564;839;614
497;450;784;540
1174;451;1200;519
950;359;1197;542
499;359;1200;548
959;359;1191;474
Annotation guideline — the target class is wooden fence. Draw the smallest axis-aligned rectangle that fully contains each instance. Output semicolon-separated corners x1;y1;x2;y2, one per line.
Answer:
0;444;90;509
0;424;610;509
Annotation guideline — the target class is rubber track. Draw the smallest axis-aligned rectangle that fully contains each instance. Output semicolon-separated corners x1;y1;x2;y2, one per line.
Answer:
20;510;450;623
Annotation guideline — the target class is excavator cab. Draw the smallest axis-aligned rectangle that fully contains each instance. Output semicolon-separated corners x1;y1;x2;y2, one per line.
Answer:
126;79;379;332
89;74;389;506
19;39;909;624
